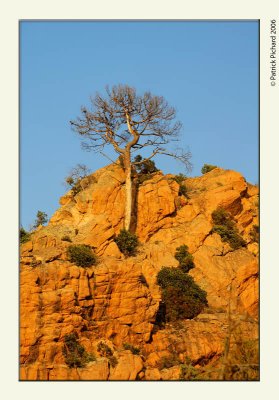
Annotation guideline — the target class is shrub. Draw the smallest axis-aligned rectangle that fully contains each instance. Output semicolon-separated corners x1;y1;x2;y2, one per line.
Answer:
134;155;159;185
175;245;195;273
97;342;118;367
20;227;31;244
249;225;259;243
63;332;95;368
108;355;118;368
178;184;188;197
157;267;208;322
211;208;246;250
137;173;155;185
67;244;97;267
173;173;187;184
65;164;92;196
25;344;40;365
157;354;181;370
172;174;189;198
33;210;48;229
123;343;140;355
134;155;158;174
212;225;246;250
61;235;72;242
114;229;139;257
97;341;113;357
212;208;233;227
138;273;149;287
179;362;201;380
201;164;217;174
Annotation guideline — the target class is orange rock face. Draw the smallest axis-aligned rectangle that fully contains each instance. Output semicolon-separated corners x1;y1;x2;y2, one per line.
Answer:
20;164;259;380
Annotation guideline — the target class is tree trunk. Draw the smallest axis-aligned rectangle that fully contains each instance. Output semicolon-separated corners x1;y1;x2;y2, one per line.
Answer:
123;152;132;231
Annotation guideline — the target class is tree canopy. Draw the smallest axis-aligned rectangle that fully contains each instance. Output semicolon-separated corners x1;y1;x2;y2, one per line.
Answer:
70;84;191;169
70;84;192;230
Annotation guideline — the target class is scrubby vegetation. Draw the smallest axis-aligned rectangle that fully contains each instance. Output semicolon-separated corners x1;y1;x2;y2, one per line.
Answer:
133;155;159;184
97;341;118;367
134;155;159;174
67;244;97;267
201;164;217;174
33;210;48;229
63;332;95;368
61;235;72;242
157;267;208;321
172;173;188;197
108;355;118;368
114;229;139;257
211;208;246;250
157;354;181;370
175;245;195;273
20;227;31;244
249;224;259;243
97;341;113;357
138;273;149;287
65;164;92;195
123;342;141;355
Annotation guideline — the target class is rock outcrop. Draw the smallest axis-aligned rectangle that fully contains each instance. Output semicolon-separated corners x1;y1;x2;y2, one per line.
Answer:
20;164;259;380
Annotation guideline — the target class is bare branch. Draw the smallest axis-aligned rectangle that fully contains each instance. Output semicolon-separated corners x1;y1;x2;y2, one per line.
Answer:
70;84;191;170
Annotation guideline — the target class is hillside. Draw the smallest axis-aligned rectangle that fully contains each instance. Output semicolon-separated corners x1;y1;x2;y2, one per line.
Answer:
20;164;259;380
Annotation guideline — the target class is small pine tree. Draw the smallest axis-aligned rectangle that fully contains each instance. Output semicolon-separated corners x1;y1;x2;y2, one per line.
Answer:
33;211;48;229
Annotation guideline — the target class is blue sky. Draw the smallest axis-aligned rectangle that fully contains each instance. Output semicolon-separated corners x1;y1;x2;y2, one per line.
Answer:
20;21;259;229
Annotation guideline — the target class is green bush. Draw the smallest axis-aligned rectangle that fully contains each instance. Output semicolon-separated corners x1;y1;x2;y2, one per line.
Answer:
173;173;187;184
137;173;155;185
212;208;233;228
175;245;195;273
97;342;118;367
33;210;48;229
61;235;72;242
134;155;159;185
134;155;158;174
108;355;118;368
138;273;149;287
157;267;208;322
172;174;189;197
201;164;217;174
67;244;97;267
97;341;113;357
123;342;140;355
212;225;246;250
63;332;95;368
249;225;259;243
178;184;188;197
114;229;139;257
20;227;31;244
211;208;246;250
157;354;181;370
179;362;201;380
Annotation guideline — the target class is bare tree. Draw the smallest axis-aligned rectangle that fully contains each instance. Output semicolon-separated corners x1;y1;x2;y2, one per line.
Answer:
70;84;191;231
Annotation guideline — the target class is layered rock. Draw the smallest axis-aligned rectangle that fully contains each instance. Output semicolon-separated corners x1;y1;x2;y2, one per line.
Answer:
20;164;259;380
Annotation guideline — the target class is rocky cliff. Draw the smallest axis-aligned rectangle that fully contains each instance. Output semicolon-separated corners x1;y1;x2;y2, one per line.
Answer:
20;164;259;380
